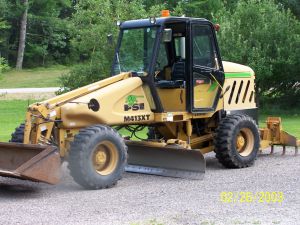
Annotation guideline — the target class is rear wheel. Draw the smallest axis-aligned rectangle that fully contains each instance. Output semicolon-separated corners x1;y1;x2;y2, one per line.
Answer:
10;123;25;143
214;114;260;168
68;125;127;189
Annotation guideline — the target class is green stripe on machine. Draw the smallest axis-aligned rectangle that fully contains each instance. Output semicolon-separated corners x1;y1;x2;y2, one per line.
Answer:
225;72;252;78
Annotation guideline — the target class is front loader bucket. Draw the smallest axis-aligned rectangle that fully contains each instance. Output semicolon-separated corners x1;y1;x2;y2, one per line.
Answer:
125;141;205;180
0;142;61;184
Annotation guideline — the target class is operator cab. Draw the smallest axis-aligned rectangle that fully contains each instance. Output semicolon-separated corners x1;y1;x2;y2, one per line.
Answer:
112;15;224;114
154;22;186;89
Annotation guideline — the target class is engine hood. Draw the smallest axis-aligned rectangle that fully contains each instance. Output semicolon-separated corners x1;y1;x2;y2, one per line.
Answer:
222;61;255;76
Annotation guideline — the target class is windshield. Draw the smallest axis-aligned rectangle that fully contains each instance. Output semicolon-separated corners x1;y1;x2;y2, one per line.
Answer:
112;27;158;75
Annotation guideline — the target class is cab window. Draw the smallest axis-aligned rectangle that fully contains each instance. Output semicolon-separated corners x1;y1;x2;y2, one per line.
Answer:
192;25;218;69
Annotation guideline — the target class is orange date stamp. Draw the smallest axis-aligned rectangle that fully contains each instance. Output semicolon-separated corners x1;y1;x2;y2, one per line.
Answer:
220;191;284;203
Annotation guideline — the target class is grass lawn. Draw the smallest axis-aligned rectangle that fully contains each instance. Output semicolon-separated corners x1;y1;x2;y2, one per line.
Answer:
0;100;299;142
0;100;36;141
0;65;68;88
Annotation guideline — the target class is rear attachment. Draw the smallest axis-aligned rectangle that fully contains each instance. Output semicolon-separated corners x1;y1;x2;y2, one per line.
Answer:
260;117;300;154
125;141;205;180
0;142;61;184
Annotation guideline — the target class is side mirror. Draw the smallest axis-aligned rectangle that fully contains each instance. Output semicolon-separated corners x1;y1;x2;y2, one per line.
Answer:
107;34;113;45
162;28;172;42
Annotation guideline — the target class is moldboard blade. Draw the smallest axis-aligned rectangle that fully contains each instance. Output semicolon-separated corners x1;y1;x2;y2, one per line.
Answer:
125;141;205;180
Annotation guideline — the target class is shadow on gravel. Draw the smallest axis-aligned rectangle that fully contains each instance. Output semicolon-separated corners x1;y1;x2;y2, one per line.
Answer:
205;157;223;171
258;152;297;158
258;153;281;158
0;179;91;198
0;182;42;199
51;182;88;193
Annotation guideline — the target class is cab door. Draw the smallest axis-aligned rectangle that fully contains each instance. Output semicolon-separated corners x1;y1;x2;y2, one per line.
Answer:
189;23;224;113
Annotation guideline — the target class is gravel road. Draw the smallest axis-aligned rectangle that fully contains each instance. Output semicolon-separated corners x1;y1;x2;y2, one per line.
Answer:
0;146;299;225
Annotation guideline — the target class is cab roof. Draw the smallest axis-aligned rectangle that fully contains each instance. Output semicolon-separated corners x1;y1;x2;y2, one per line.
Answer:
120;17;210;29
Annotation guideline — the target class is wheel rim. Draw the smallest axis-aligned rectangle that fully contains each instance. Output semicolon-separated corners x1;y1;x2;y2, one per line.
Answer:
236;128;254;157
92;141;119;176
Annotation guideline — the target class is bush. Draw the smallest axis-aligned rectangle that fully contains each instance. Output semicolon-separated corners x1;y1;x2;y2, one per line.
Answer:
0;57;9;74
59;63;109;93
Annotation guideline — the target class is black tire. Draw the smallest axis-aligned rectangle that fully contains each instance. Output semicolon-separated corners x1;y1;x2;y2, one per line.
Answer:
9;123;25;143
68;125;127;190
214;114;260;168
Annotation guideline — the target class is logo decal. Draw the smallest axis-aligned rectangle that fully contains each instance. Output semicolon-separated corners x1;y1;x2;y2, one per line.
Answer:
124;95;145;111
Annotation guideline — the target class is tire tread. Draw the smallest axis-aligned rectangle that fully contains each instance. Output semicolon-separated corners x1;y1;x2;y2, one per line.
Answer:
214;114;260;168
68;125;127;190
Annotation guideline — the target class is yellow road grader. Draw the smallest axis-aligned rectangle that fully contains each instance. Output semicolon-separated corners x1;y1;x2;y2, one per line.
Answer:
0;13;299;189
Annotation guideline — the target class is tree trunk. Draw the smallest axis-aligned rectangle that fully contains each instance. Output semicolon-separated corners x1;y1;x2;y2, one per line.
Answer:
16;0;28;70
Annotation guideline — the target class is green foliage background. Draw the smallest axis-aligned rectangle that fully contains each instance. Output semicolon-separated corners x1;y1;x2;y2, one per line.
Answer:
216;0;300;108
0;0;299;109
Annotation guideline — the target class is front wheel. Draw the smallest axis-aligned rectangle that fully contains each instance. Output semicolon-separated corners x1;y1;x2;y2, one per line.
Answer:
9;123;25;143
214;114;260;168
68;125;127;189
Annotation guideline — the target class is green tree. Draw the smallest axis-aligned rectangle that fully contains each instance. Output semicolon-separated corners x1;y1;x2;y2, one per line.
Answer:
60;0;146;90
23;0;72;66
0;0;72;68
61;0;184;90
183;0;223;20
216;0;300;108
277;0;300;19
0;0;11;59
0;0;10;73
142;0;223;20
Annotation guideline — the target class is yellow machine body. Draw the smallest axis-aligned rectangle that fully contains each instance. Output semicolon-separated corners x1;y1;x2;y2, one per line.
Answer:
20;61;256;154
1;61;298;185
0;16;298;186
